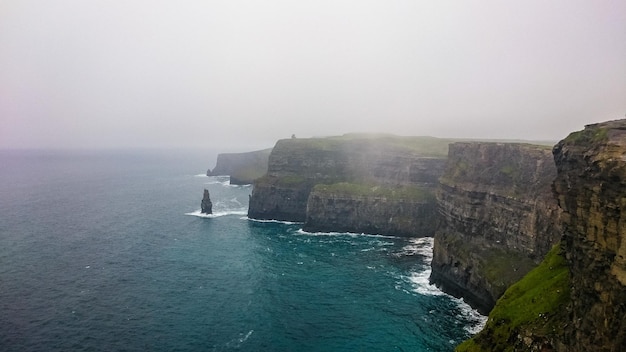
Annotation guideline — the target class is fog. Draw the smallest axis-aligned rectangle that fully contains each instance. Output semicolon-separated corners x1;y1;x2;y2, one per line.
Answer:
1;1;625;151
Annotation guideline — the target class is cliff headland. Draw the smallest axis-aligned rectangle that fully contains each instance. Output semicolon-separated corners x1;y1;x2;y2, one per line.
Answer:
430;142;562;313
458;119;626;351
248;134;450;236
207;148;272;185
207;119;626;350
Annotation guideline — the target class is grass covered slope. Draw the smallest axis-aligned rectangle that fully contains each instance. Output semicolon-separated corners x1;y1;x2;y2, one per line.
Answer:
456;244;570;352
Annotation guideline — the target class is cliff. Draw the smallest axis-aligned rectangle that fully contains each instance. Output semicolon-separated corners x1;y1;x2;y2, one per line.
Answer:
207;148;272;185
458;119;626;351
430;142;562;314
304;183;438;236
248;134;449;234
551;119;626;350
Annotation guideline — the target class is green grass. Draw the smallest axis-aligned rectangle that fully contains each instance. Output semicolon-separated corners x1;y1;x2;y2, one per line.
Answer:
456;244;571;352
565;127;608;145
312;182;435;201
280;134;453;157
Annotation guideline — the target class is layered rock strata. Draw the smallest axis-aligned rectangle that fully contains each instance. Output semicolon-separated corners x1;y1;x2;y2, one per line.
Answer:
248;135;449;234
430;142;562;314
551;119;626;351
304;183;437;236
458;119;626;351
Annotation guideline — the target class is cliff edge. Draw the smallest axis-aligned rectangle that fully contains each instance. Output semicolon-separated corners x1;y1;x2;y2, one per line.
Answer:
458;119;626;351
430;142;562;314
552;119;626;350
248;134;449;236
208;148;272;185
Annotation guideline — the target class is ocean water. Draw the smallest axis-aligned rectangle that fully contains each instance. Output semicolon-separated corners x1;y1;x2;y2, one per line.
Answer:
0;150;485;351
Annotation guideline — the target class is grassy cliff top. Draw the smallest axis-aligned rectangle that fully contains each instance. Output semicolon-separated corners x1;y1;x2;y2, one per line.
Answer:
456;244;570;352
276;134;453;157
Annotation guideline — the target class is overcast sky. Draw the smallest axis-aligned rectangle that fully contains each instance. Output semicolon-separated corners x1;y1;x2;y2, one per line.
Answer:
1;1;625;150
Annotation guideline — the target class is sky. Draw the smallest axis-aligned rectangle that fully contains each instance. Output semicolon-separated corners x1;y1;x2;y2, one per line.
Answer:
1;1;625;151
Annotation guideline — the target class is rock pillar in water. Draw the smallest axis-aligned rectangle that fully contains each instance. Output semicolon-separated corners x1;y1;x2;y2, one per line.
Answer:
201;189;213;214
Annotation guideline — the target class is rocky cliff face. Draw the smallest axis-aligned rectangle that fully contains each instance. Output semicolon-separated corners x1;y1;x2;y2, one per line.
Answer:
201;189;212;214
304;183;438;236
430;142;562;313
248;135;448;233
551;119;626;351
207;148;271;185
457;119;626;352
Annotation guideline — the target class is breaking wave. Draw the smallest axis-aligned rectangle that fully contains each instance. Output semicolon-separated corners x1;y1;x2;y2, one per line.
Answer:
185;210;247;218
295;229;398;239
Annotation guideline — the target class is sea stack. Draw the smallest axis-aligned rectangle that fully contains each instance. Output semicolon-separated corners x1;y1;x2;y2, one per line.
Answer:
201;189;213;214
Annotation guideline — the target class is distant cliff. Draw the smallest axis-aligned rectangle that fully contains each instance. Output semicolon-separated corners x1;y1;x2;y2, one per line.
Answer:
430;142;562;314
305;183;438;236
248;134;449;236
457;119;626;351
208;148;272;185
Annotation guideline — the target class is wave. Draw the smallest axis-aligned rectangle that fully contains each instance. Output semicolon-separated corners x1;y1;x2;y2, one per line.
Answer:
295;229;398;239
405;269;444;296
400;238;443;296
451;297;489;334
185;209;248;218
395;237;435;258
224;329;254;349
193;174;209;177
399;236;487;333
244;217;303;225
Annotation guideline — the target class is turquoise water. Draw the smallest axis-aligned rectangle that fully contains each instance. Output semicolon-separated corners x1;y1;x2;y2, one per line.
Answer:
0;150;484;351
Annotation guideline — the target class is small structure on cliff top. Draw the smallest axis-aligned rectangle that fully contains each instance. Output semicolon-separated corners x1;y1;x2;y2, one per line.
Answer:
201;189;213;214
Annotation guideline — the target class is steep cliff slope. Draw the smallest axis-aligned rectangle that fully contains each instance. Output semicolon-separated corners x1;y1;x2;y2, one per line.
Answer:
207;148;272;185
430;142;562;313
457;119;626;351
248;135;449;234
304;183;438;236
552;119;626;351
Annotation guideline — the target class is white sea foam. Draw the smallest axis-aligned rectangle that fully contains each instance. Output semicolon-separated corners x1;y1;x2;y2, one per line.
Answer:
405;270;444;296
205;179;231;186
451;297;489;334
396;237;435;257
224;329;254;348
401;238;444;296
400;236;487;334
185;209;247;218
193;174;209;177
240;329;254;343
244;218;303;225
295;228;398;239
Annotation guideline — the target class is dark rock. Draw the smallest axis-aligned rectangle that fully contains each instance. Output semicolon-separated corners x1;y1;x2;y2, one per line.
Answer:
551;119;626;351
201;189;212;214
458;119;626;351
304;184;438;236
430;142;562;313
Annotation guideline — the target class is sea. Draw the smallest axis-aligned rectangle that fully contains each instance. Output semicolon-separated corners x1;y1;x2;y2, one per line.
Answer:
0;149;485;352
